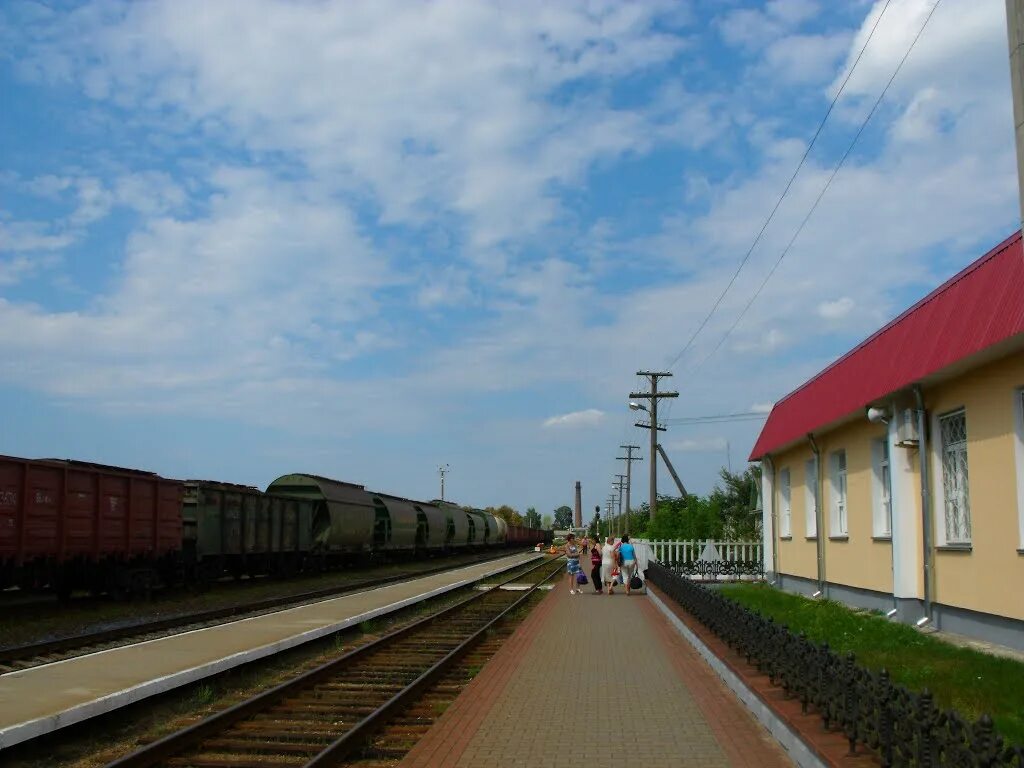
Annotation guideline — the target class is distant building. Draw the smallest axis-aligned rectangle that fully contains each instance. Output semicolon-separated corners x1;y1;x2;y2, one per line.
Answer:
750;231;1024;650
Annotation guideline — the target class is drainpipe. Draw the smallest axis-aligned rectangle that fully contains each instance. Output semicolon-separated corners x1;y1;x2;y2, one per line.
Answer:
764;455;779;584
807;433;825;596
913;385;933;625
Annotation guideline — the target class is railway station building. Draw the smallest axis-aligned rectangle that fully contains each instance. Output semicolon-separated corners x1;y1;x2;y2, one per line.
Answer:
750;230;1024;649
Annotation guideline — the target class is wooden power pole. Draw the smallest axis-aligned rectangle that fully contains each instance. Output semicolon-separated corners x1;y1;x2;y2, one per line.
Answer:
630;371;678;521
1007;0;1024;227
617;444;642;536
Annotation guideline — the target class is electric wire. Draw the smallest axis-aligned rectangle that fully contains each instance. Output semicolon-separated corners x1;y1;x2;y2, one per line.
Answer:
689;0;942;375
663;0;893;372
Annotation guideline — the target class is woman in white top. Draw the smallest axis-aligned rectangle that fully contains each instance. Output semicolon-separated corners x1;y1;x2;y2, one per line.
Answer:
600;536;617;595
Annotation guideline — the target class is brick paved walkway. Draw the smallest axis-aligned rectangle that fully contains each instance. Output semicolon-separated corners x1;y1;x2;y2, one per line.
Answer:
402;584;794;768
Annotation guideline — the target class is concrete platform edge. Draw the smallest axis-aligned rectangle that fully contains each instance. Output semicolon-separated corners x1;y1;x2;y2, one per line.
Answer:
648;589;824;768
0;553;543;750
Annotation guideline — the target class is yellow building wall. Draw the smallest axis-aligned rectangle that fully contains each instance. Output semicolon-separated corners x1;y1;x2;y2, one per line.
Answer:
773;443;817;581
927;353;1024;621
816;419;893;595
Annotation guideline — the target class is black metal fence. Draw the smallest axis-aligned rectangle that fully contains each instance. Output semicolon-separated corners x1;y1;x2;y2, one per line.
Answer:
660;557;764;582
647;562;1024;767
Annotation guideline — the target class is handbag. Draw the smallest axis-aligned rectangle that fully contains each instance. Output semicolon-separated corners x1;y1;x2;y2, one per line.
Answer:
629;572;643;591
576;571;588;585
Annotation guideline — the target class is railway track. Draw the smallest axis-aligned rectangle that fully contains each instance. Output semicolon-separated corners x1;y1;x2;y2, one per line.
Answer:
0;549;531;674
105;556;561;768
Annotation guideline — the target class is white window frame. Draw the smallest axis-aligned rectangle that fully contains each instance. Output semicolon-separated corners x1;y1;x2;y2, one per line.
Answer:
804;457;818;538
779;468;791;538
829;450;847;536
871;438;892;538
1014;388;1024;550
932;408;971;545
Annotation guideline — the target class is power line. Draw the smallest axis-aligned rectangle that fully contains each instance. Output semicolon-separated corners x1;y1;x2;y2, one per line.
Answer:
664;412;769;424
664;0;894;372
690;0;942;374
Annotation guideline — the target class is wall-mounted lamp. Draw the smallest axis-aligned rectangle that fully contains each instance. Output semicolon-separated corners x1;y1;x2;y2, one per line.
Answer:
866;406;890;425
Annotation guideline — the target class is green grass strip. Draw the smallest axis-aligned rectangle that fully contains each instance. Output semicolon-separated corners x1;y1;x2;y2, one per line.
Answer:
718;584;1024;746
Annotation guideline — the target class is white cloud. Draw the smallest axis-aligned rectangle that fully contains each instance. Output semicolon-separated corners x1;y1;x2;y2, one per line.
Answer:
13;0;687;253
750;402;774;414
817;296;855;319
762;31;851;85
718;0;820;49
668;437;728;452
542;409;605;429
0;220;74;253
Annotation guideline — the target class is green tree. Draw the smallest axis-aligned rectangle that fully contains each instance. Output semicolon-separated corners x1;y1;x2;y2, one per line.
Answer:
486;505;524;526
553;505;573;529
709;465;761;540
523;506;541;528
541;514;553;529
639;494;724;541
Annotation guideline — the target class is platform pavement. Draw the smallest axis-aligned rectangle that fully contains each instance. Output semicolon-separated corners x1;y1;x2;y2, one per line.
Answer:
0;551;543;749
402;579;794;768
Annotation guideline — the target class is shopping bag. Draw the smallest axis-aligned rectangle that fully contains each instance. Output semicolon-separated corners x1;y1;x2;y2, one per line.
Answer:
576;571;588;586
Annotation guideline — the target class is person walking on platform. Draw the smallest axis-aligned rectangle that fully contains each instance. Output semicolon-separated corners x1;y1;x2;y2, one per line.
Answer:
589;539;602;594
601;536;618;594
619;535;638;595
564;533;582;595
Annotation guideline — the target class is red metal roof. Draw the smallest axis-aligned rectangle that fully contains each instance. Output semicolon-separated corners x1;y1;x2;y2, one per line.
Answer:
749;230;1024;460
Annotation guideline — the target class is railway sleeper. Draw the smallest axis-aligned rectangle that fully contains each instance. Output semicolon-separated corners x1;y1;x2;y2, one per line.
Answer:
200;738;328;752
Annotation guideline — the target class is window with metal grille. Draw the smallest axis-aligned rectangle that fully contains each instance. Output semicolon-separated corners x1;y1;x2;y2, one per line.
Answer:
939;409;970;544
873;439;892;537
804;457;817;537
779;468;791;537
831;450;847;536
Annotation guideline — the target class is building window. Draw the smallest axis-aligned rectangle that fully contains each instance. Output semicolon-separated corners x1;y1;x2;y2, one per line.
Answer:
804;457;817;537
939;409;971;544
872;439;892;537
779;468;791;538
830;450;847;536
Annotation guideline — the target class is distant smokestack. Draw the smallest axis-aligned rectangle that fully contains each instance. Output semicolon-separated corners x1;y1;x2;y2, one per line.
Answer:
574;481;582;527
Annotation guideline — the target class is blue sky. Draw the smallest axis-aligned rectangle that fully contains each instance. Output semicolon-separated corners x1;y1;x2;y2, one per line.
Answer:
0;0;1017;520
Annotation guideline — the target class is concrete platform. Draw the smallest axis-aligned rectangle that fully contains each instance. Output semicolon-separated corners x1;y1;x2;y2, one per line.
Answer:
0;551;542;749
401;582;795;768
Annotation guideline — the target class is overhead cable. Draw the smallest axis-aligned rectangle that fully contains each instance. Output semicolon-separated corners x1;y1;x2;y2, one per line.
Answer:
664;0;893;372
690;0;943;374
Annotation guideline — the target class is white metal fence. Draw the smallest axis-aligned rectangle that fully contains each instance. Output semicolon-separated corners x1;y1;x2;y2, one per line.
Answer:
636;539;763;581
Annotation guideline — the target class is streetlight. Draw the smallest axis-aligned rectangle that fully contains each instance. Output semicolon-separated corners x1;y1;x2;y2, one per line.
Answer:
629;401;647;412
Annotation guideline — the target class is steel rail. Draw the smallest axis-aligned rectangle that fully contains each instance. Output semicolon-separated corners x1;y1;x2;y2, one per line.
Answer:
306;558;561;766
0;549;527;672
104;556;559;768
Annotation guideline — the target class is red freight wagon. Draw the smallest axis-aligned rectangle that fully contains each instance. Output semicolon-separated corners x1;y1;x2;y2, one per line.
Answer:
0;455;183;597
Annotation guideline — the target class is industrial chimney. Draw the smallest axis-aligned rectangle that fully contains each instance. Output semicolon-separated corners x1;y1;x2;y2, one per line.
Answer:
574;481;582;528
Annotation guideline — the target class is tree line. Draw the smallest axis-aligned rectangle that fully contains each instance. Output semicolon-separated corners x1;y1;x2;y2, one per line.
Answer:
588;466;761;542
479;465;761;542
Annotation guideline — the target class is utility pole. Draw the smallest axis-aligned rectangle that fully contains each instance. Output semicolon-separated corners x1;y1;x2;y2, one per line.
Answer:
613;474;626;538
656;444;688;498
630;371;678;521
438;464;450;501
1007;0;1024;226
617;444;641;536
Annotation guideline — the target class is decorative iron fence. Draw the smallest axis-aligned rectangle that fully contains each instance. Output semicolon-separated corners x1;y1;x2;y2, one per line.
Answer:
640;539;763;581
646;562;1024;767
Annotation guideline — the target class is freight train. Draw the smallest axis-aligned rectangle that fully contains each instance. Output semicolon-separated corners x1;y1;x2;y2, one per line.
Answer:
0;455;551;598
